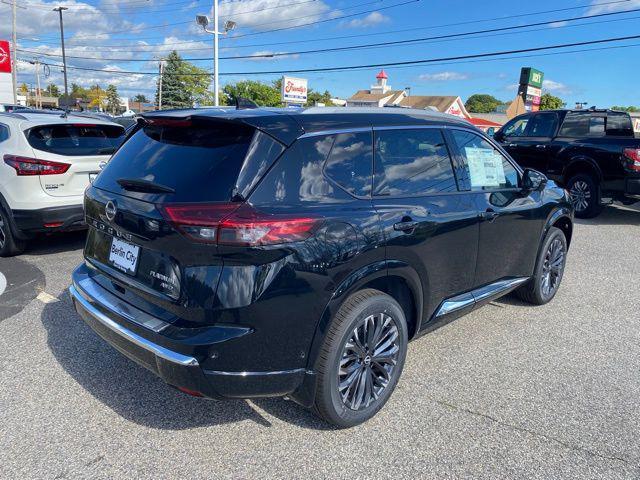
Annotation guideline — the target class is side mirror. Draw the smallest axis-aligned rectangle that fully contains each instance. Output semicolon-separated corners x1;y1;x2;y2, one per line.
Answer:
522;168;548;192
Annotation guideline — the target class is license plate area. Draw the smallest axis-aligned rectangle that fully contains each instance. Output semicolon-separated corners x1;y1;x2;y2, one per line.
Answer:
109;237;140;275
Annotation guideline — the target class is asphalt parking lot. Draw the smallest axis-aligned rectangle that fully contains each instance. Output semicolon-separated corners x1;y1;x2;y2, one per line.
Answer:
1;205;639;479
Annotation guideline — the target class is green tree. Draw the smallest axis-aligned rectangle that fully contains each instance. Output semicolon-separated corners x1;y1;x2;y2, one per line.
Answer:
71;83;89;99
306;89;332;107
611;105;639;112
46;83;60;97
133;93;149;103
222;80;282;107
105;84;121;115
156;51;212;108
539;92;565;110
465;94;504;113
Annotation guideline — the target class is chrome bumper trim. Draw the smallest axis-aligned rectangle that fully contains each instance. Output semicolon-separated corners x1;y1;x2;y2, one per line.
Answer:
203;368;308;377
69;284;199;367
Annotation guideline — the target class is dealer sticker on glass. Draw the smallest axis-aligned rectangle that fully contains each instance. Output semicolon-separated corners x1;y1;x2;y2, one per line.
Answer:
109;237;140;274
465;147;506;188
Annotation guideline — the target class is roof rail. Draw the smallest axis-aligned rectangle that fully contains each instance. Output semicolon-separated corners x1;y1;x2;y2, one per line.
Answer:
0;112;27;120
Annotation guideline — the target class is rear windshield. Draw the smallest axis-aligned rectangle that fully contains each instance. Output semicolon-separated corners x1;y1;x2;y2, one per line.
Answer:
26;124;125;156
93;121;254;202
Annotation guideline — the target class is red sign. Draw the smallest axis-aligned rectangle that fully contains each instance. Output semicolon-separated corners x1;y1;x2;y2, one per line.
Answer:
0;41;11;74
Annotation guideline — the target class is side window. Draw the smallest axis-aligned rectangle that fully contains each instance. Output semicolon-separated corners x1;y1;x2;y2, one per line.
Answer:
373;128;457;196
502;116;530;137
250;135;353;205
606;112;634;136
324;131;372;197
0;124;8;143
525;113;558;137
450;130;519;191
559;113;606;137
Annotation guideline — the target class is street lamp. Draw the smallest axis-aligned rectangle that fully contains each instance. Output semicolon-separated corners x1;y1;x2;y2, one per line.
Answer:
196;5;237;107
53;6;69;97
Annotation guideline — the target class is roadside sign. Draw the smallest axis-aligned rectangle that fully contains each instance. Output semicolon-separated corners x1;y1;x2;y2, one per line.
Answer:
281;76;308;104
0;40;14;103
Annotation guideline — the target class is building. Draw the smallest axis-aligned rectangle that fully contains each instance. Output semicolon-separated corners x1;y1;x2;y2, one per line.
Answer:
346;71;506;133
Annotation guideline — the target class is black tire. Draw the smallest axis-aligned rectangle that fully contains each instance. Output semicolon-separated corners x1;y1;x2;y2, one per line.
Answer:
312;288;408;428
0;205;25;257
566;173;602;219
516;227;567;305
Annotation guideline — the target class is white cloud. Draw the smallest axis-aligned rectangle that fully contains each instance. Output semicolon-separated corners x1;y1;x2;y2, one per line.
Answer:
341;12;390;28
218;0;332;31
419;71;469;81
587;0;640;14
543;79;572;94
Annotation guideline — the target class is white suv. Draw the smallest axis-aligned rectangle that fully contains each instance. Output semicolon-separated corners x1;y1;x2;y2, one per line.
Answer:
0;111;125;256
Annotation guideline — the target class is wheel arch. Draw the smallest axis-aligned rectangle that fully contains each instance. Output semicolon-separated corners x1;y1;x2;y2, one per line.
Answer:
543;207;574;251
562;156;603;185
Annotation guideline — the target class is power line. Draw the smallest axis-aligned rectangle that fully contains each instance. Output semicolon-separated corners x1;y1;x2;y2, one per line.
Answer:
23;33;640;77
17;0;632;50
18;7;640;62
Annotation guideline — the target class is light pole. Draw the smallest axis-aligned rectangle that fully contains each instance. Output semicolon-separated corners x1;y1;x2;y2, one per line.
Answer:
53;6;69;97
196;8;236;107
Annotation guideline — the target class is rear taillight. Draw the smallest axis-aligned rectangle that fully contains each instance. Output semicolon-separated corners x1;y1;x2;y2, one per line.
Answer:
160;202;319;246
623;148;640;171
4;154;70;176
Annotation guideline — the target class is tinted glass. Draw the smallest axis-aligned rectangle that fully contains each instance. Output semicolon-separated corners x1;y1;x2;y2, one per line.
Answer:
324;131;372;197
502;116;530;137
559;113;606;137
0;124;8;142
526;113;558;137
450;130;519;190
373;129;456;196
606;112;634;136
26;124;125;156
95;122;254;202
250;135;353;205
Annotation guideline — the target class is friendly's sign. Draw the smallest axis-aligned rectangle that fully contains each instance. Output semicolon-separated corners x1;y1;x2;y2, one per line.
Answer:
281;76;308;104
0;40;14;103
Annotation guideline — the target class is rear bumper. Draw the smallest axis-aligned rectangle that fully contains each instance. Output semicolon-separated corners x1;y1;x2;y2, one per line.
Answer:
69;265;312;400
13;205;85;233
625;178;640;198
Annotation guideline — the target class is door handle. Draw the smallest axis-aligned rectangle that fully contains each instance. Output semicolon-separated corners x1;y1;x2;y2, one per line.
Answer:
393;220;419;232
479;210;500;222
535;144;547;149
507;143;517;148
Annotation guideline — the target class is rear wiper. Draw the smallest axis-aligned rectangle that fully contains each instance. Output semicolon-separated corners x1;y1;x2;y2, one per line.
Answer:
117;178;175;194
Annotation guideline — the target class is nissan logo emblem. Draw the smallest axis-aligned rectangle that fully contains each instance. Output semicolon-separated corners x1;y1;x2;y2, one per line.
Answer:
105;201;117;221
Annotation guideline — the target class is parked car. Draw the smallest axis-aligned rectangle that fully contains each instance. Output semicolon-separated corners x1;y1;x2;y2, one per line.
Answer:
69;107;573;427
0;111;125;256
0;103;27;113
494;109;640;218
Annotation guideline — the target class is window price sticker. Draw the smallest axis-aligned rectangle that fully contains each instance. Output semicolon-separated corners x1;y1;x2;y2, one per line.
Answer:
465;147;506;187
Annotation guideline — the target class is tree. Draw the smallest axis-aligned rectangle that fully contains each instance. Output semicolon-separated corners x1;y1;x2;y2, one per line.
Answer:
539;92;565;110
306;89;332;107
71;83;89;99
88;84;106;109
465;94;504;113
156;51;212;108
222;80;282;107
133;94;149;103
611;105;639;112
105;84;121;115
18;83;28;95
46;83;60;97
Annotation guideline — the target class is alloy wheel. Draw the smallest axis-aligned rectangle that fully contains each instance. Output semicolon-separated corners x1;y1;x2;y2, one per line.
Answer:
569;180;591;212
338;312;400;411
541;237;565;298
0;210;6;249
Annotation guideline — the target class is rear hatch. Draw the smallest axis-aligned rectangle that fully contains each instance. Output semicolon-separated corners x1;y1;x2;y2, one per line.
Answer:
24;122;124;197
84;117;283;325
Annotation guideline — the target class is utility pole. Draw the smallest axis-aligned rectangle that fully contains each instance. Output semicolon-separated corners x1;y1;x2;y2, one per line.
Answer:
31;59;42;108
53;7;69;97
157;59;164;110
11;0;17;103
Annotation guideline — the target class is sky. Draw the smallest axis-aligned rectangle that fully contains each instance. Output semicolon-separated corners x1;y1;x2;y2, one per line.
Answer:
1;0;640;107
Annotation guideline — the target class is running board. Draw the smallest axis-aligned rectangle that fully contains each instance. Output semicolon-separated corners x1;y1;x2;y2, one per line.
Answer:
434;277;530;318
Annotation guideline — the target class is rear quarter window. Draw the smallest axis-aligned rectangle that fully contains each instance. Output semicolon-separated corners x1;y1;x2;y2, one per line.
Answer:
25;123;125;156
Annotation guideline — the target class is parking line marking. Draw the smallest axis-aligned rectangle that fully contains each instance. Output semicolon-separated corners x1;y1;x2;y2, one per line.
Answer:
37;291;59;304
0;272;5;296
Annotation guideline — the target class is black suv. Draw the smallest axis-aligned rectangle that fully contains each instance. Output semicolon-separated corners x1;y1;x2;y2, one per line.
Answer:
70;107;573;427
494;109;640;218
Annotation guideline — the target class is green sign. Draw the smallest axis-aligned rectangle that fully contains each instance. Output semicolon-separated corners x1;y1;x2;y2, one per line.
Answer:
520;67;544;88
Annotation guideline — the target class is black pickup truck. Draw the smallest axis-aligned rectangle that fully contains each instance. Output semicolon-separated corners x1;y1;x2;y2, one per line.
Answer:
494;109;640;218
